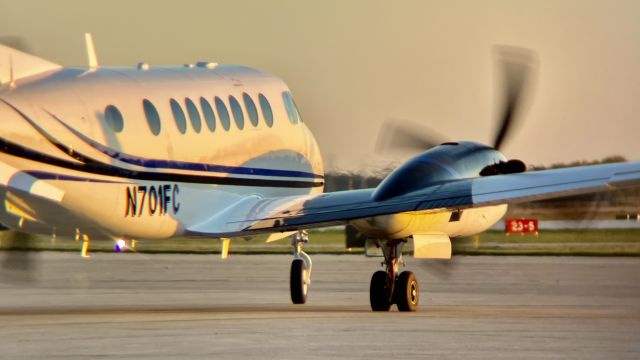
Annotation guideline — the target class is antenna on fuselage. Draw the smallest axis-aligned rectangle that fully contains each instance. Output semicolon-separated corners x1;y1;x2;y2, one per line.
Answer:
84;33;99;69
8;54;16;88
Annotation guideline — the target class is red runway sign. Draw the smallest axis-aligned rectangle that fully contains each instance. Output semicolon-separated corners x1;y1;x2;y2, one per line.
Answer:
505;218;538;235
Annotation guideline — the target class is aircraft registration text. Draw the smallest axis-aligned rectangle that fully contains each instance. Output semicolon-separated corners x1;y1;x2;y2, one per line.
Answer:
125;184;180;217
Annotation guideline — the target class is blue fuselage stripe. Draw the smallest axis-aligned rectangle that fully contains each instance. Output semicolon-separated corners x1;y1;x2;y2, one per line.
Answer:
114;157;322;179
45;110;324;180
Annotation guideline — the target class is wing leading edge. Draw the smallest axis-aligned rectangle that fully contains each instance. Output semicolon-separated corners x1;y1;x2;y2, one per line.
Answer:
186;162;640;237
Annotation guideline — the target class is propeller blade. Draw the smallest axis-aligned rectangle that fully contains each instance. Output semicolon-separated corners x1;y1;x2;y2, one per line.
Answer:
375;118;446;154
492;46;537;150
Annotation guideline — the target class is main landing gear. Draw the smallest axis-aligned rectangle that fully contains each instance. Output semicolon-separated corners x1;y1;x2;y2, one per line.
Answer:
370;240;419;312
287;233;418;311
290;230;312;304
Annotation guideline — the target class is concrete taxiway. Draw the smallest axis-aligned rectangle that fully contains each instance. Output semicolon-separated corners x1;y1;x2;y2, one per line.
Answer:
1;252;639;359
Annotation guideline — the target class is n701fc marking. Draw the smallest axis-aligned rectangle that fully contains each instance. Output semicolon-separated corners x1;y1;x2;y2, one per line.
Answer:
125;184;180;217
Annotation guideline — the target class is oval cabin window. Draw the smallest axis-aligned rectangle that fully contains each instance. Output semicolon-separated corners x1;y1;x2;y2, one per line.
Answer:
258;94;273;128
229;95;245;130
185;98;202;133
200;97;216;132
215;97;231;131
142;99;161;135
104;105;124;133
170;99;187;134
243;93;259;127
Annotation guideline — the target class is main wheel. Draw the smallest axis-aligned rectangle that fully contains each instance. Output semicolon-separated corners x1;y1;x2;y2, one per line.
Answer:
370;270;392;311
290;259;308;304
395;271;419;312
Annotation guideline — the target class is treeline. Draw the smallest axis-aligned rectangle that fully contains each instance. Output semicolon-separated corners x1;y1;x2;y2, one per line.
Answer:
528;155;627;171
323;168;391;192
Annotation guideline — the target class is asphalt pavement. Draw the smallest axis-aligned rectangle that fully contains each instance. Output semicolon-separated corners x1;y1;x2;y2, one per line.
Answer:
1;252;639;359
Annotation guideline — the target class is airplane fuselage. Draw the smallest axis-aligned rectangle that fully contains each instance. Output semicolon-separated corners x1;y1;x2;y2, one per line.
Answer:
0;64;325;239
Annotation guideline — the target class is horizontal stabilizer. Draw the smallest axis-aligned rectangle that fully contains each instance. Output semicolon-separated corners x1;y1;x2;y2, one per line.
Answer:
0;43;61;86
0;160;64;202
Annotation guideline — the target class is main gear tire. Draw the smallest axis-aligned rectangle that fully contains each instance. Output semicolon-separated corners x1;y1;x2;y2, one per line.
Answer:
370;270;392;311
395;271;419;312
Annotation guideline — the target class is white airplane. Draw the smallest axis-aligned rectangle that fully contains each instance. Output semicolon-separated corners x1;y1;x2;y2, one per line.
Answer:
1;35;639;311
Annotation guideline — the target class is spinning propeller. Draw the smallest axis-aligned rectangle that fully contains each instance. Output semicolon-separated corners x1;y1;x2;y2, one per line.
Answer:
375;46;538;278
376;46;537;166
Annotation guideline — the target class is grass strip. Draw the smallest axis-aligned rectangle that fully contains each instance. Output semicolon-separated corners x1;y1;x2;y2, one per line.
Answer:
1;229;639;256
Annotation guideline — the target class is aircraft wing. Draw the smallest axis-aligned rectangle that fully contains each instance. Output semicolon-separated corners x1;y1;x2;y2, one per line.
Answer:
187;161;640;237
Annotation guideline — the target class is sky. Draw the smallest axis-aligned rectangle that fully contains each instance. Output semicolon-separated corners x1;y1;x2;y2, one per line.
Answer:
1;0;638;172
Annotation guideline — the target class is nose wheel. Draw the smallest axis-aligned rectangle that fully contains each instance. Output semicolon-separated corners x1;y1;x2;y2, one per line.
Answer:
290;258;309;304
290;231;312;304
369;240;419;312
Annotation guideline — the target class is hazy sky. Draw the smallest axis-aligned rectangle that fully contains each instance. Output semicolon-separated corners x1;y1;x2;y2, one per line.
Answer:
1;0;638;172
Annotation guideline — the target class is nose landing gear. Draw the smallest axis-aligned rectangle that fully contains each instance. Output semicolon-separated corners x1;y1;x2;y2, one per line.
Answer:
370;239;419;312
290;231;312;304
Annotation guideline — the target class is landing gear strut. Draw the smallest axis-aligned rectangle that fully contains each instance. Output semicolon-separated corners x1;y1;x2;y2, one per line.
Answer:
370;239;419;312
290;230;312;304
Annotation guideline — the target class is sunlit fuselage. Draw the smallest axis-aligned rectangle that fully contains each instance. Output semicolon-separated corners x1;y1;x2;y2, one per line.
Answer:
0;65;506;241
0;65;324;239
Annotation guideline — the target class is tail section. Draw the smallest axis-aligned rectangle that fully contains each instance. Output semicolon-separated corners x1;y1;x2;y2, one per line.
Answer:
0;43;61;87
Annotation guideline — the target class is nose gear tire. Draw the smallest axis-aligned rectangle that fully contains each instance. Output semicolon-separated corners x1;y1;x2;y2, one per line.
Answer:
290;259;308;304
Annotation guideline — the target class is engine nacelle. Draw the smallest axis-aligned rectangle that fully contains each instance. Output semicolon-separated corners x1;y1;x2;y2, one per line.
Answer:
372;141;506;202
351;204;507;240
355;142;513;240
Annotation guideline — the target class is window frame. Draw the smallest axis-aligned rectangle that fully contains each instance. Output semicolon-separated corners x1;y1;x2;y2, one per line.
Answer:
282;91;300;124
